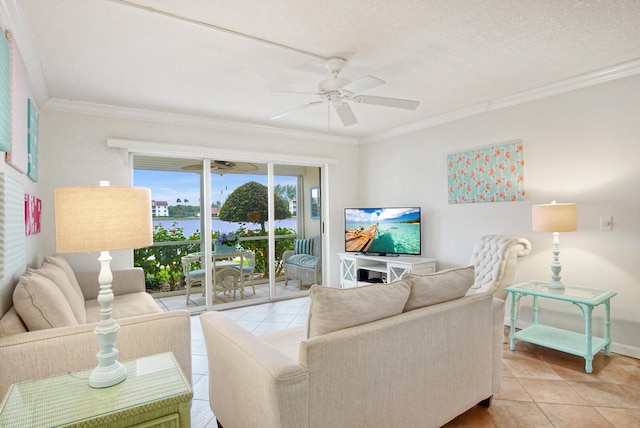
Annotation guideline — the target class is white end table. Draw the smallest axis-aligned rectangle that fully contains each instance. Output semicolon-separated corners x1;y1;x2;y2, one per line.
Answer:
506;281;616;373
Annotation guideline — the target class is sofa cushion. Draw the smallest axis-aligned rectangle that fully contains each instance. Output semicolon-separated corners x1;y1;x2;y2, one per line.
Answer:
286;253;319;269
0;307;28;337
13;274;79;331
403;266;475;312
44;256;84;301
294;238;313;255
84;292;162;323
307;281;411;338
31;263;87;323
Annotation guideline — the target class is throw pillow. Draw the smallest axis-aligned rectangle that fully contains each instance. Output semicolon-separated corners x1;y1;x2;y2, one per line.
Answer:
307;280;411;338
294;238;313;255
44;256;84;301
32;263;87;323
403;265;475;312
13;274;79;331
0;307;28;337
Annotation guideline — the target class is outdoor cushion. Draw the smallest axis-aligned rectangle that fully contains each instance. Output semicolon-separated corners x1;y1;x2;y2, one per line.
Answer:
307;280;411;338
189;268;206;278
13;274;79;331
286;253;319;269
403;265;475;312
294;238;314;255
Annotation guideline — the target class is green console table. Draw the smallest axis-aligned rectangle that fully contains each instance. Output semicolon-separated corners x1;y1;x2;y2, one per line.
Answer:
506;281;617;373
0;352;192;427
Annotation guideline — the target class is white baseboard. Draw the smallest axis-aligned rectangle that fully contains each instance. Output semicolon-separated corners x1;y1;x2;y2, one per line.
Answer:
503;317;640;360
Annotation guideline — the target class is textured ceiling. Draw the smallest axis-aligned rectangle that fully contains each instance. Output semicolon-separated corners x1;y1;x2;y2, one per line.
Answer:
9;0;640;139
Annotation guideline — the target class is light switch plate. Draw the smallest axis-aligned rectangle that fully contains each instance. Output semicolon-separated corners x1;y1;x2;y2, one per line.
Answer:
600;216;612;231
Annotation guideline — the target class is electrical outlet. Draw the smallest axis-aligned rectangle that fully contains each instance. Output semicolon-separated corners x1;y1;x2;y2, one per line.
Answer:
600;216;612;231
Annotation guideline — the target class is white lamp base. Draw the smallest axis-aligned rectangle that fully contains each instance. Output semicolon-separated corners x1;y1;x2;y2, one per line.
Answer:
89;250;127;388
89;358;127;388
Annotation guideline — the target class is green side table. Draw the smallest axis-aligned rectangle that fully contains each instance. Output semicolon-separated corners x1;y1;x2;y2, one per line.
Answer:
506;281;617;373
0;352;192;427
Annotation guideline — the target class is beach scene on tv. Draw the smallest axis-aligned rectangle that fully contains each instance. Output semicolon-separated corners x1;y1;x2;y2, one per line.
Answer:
345;207;421;255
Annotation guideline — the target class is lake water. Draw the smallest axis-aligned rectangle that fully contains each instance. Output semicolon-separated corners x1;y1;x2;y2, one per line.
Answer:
154;218;298;237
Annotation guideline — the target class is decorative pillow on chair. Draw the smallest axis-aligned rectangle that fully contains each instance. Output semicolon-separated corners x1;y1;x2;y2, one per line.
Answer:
13;274;79;331
307;280;411;338
403;266;475;312
294;238;313;255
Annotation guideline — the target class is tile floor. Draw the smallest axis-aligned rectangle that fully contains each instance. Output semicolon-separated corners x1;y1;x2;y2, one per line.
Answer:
171;295;640;427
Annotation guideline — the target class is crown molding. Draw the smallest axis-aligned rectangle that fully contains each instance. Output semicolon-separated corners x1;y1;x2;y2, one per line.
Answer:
44;98;358;146
361;58;640;144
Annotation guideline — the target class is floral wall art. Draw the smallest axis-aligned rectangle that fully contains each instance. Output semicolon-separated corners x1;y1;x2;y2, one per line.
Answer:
447;139;525;204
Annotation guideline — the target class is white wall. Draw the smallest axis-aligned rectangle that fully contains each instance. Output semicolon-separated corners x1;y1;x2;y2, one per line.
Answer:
357;75;640;356
36;110;359;284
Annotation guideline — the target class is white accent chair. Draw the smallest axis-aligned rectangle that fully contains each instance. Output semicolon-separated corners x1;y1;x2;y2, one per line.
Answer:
466;234;532;300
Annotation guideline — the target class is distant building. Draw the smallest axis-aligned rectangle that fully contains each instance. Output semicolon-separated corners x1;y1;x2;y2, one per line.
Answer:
288;197;297;216
151;200;169;217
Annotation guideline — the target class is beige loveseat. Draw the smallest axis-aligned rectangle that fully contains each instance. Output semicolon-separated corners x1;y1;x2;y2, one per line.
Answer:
201;266;503;428
0;256;191;397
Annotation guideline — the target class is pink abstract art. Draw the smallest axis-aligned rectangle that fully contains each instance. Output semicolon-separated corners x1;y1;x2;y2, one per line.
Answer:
25;193;41;235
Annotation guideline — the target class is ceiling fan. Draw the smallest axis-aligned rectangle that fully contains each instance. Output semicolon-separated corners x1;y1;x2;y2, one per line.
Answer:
271;57;420;127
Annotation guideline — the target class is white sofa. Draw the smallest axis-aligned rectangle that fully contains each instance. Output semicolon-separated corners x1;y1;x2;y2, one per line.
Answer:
0;256;191;397
201;266;503;428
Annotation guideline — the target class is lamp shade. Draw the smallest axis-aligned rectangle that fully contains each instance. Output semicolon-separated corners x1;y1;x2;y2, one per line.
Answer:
55;185;153;253
532;203;577;232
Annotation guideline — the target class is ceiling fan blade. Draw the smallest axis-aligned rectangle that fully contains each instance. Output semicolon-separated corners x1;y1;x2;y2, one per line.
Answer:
353;95;419;110
341;75;385;94
270;90;321;96
333;102;357;126
271;101;324;120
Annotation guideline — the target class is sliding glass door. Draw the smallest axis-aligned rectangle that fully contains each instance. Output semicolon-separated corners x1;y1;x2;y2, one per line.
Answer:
133;155;321;311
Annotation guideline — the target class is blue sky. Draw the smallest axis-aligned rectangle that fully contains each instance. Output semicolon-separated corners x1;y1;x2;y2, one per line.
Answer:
133;170;296;205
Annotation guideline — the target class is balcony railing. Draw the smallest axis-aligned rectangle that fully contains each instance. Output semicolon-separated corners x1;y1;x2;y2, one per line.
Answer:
135;235;296;295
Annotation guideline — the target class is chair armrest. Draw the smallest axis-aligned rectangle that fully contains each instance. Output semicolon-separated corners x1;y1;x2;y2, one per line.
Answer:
76;268;145;299
0;310;191;398
282;250;294;263
200;312;309;428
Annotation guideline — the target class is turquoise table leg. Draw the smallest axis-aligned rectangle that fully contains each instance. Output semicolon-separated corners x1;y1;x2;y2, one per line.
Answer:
604;299;612;356
584;305;594;373
509;292;517;350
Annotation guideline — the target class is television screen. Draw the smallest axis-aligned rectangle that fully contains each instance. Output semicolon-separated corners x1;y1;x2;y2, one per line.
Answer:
344;207;421;256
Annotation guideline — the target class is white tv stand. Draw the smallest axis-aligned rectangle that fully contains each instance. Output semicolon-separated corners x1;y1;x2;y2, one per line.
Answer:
338;252;436;288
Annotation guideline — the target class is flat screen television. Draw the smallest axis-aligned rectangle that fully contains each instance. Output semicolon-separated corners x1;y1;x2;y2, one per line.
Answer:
344;207;421;256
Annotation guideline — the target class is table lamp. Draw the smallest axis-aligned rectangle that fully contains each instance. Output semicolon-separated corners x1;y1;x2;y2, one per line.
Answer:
54;181;152;388
531;201;577;290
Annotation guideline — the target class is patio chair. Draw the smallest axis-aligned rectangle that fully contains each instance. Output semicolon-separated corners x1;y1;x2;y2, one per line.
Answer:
240;252;256;295
214;266;243;301
182;253;205;305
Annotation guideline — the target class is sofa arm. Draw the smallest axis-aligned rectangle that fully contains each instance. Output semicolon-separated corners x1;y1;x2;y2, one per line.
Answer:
200;312;309;428
0;310;191;398
76;267;145;299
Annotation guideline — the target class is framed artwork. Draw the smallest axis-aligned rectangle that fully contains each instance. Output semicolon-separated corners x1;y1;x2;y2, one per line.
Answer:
447;139;525;204
0;172;26;281
5;31;28;173
27;99;38;181
0;31;9;152
25;193;41;235
310;187;320;219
